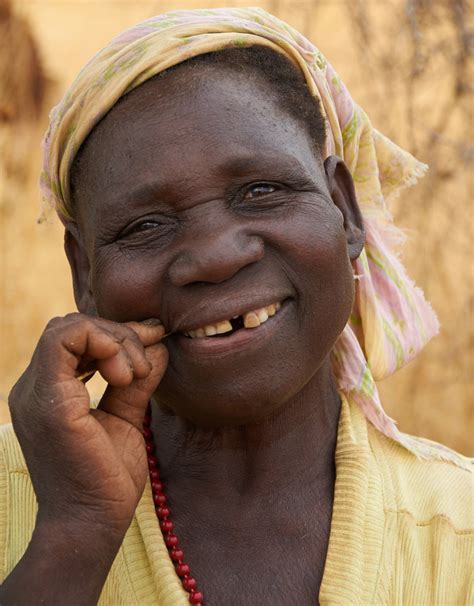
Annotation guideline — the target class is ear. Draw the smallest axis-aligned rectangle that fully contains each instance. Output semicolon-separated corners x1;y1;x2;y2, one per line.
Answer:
324;155;365;261
64;223;97;315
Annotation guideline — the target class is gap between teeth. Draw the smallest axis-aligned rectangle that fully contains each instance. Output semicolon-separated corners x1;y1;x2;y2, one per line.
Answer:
185;301;282;339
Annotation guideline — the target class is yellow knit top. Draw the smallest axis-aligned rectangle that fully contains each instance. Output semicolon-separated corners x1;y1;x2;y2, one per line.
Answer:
0;399;472;605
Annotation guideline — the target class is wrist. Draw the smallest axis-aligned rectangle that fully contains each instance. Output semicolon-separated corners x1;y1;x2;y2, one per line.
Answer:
0;517;126;606
36;504;131;544
34;511;127;558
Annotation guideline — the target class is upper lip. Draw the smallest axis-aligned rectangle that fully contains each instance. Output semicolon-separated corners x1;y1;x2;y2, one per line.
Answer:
168;292;291;334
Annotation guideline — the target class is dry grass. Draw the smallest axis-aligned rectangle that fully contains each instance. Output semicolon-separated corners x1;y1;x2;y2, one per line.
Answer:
1;0;472;454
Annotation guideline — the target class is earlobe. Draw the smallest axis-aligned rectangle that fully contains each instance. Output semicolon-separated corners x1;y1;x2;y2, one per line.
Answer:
64;224;97;315
324;155;365;261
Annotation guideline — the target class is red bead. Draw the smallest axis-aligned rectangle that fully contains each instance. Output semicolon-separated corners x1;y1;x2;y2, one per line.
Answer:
189;591;203;604
147;455;158;467
157;506;170;519
170;548;184;561
165;534;179;547
160;519;174;532
151;480;163;492
153;493;164;505
183;577;196;591
176;563;190;576
146;426;202;602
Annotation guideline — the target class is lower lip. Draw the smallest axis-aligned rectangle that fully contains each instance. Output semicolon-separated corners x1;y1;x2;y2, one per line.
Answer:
172;301;290;357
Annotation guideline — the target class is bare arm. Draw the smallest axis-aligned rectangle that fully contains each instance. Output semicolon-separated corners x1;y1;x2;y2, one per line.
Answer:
1;519;123;605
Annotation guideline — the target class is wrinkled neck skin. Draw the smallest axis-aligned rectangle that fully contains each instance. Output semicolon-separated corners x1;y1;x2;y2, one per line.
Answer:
151;355;339;514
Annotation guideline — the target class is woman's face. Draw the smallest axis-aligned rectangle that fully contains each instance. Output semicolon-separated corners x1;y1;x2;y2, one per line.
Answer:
70;64;362;427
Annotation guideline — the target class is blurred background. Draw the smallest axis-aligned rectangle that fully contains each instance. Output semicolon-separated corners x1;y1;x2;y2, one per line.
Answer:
0;0;472;454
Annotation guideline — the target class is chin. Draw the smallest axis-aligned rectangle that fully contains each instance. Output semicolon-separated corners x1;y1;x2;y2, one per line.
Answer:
155;351;328;429
155;383;285;429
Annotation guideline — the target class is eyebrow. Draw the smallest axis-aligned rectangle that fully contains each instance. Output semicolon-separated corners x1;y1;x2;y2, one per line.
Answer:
218;153;315;178
114;152;322;211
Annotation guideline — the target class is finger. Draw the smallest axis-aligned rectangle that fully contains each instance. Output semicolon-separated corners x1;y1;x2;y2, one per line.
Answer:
115;333;153;381
124;320;166;347
60;314;165;354
82;319;164;379
97;344;168;428
77;333;152;384
37;320;122;383
38;314;163;385
96;347;134;387
72;326;122;360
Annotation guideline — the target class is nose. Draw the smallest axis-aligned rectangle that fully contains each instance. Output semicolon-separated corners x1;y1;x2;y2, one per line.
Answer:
168;222;264;287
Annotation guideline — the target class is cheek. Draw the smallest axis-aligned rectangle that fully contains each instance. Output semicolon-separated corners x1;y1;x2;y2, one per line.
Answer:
268;199;351;280
264;200;354;333
91;249;165;321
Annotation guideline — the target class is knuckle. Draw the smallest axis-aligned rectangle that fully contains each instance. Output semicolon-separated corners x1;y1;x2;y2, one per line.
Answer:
125;331;144;350
79;317;98;334
44;315;64;332
43;313;95;343
43;313;80;339
63;312;82;324
63;311;86;324
118;322;136;337
117;325;143;348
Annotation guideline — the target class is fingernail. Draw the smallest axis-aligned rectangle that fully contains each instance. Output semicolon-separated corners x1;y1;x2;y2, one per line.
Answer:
142;318;163;327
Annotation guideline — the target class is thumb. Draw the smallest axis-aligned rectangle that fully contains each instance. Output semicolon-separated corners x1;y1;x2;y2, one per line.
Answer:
97;344;168;428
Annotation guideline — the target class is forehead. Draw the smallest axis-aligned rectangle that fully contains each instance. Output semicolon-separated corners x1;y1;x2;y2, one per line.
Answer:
73;64;323;220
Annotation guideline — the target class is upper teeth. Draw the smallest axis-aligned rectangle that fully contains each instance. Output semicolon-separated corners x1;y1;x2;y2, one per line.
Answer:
185;301;282;339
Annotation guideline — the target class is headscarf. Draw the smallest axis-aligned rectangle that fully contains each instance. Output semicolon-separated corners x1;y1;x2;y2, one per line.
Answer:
40;7;461;465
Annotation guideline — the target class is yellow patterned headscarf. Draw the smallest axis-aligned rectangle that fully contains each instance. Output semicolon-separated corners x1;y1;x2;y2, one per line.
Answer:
41;7;461;464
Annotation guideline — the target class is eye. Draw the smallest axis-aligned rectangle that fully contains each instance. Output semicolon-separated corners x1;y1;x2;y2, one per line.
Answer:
119;217;170;240
132;220;160;233
243;182;278;199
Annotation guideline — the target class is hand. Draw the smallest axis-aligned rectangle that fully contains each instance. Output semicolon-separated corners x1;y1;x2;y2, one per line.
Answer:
8;313;168;538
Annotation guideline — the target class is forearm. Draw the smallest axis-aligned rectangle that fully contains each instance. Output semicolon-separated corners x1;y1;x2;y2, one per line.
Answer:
0;518;125;605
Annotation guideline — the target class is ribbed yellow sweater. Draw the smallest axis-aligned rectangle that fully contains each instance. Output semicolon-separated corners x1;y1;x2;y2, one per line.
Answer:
0;399;472;605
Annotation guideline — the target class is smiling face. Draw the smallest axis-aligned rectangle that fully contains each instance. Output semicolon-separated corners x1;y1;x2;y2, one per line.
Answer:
68;59;364;427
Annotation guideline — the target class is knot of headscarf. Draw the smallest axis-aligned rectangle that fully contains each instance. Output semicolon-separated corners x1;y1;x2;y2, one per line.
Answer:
41;7;455;463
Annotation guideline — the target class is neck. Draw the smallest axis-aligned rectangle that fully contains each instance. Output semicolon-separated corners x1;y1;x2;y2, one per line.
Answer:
152;358;341;504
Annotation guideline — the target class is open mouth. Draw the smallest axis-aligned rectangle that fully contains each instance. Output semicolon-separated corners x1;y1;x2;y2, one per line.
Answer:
182;301;282;339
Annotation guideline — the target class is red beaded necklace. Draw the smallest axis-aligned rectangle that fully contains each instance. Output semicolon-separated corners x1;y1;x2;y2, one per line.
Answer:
143;408;204;605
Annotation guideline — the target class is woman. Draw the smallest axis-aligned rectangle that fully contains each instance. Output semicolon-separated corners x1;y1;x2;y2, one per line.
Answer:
0;8;471;605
